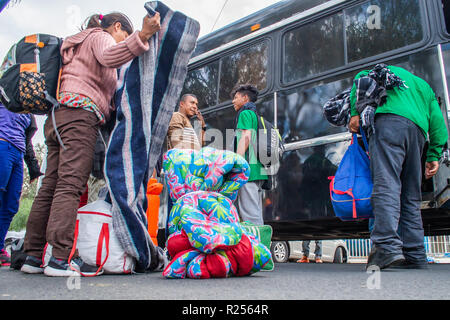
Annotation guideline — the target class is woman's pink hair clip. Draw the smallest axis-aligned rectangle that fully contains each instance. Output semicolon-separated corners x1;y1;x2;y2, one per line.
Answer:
99;14;104;21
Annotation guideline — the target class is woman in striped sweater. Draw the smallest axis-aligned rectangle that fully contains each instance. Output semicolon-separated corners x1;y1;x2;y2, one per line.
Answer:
21;11;161;277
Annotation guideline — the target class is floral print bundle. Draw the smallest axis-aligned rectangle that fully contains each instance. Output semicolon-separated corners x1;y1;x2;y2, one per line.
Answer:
162;147;272;279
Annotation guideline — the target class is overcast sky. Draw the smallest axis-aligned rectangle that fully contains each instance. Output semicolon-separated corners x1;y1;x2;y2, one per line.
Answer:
0;0;281;145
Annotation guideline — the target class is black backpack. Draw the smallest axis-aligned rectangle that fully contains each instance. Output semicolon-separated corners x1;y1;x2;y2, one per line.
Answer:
253;113;284;191
254;113;284;171
234;106;284;171
0;34;63;115
235;108;284;190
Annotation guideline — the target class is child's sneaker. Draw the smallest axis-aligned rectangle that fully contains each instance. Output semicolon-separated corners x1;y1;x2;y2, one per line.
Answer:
44;256;102;277
0;249;11;267
21;255;45;274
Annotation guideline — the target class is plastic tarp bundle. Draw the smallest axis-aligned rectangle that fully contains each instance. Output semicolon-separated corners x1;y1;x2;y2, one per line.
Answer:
162;147;272;279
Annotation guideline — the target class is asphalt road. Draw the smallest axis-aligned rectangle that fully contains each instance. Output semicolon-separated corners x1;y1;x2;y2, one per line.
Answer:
1;262;449;301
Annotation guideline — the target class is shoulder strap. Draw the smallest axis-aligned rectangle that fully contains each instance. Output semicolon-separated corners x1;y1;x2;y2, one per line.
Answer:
359;127;369;153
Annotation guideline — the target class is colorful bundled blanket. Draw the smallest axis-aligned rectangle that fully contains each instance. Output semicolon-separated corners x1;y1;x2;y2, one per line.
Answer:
104;1;200;271
162;147;272;279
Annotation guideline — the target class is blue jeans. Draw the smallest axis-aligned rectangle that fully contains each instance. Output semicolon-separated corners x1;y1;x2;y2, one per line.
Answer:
0;140;24;249
302;240;322;258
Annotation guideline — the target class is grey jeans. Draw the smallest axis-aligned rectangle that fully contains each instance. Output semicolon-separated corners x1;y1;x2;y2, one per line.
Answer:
369;114;427;263
237;180;264;225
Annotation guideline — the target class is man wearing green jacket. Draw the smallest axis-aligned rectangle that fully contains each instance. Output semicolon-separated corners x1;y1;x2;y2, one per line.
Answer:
348;65;448;270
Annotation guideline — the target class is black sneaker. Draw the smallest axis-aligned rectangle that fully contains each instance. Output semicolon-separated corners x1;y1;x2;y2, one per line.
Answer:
44;256;103;277
366;245;405;270
21;255;44;274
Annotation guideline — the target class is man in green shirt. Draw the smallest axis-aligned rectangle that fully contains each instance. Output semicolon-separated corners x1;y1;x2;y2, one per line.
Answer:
348;65;448;270
232;84;268;225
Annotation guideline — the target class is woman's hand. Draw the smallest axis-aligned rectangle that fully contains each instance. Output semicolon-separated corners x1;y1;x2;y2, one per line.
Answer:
139;12;161;43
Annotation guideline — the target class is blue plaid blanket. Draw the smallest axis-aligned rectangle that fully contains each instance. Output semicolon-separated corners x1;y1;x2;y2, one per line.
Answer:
105;1;200;271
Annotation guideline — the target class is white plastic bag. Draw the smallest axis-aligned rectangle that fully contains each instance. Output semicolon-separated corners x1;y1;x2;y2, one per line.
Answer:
76;200;135;274
44;200;135;274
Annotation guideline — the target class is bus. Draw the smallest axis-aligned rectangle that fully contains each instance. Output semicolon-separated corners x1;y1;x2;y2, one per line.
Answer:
179;0;450;241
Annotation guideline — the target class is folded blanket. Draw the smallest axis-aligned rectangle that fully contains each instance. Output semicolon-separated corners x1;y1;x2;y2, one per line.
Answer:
162;147;272;279
354;77;386;137
323;64;407;132
323;88;352;127
104;1;200;271
355;64;407;136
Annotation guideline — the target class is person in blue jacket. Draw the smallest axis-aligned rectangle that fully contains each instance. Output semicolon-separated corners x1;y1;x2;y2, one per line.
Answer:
0;103;42;266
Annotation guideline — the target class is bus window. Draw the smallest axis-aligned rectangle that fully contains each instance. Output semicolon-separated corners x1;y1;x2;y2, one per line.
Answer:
282;13;345;84
345;0;424;63
277;77;351;142
192;0;330;57
443;0;450;33
182;61;219;109
218;41;268;103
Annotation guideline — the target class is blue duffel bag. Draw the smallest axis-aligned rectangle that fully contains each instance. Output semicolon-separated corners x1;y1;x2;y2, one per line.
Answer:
329;128;374;221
